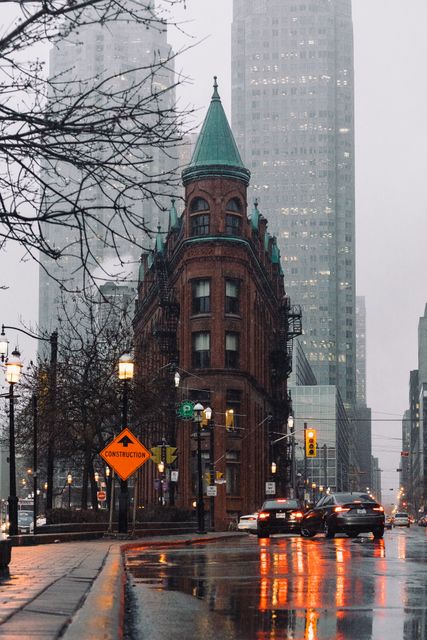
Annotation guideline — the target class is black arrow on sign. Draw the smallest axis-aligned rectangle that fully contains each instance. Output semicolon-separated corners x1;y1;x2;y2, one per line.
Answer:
118;435;134;448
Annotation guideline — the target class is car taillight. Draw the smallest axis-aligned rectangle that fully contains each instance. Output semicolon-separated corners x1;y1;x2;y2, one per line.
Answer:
334;506;350;513
258;512;270;520
373;506;384;512
293;511;303;519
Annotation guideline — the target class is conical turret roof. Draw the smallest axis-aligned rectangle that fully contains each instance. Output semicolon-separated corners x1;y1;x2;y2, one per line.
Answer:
182;77;250;186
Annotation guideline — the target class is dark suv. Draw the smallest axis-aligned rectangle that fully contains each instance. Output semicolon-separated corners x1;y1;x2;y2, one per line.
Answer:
300;492;385;539
257;498;304;538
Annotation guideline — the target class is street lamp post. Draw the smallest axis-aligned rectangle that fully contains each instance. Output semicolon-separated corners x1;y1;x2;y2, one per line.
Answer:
118;353;134;535
204;407;215;531
5;349;23;537
0;324;58;524
193;402;205;534
67;473;72;509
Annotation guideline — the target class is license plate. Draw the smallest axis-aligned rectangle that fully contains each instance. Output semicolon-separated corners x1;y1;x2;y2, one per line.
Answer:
357;509;366;514
276;513;287;519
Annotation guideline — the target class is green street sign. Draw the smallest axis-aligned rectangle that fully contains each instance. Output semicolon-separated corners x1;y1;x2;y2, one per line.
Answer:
177;400;194;420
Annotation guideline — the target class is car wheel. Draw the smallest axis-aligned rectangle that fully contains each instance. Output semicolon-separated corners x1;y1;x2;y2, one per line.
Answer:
347;531;359;538
323;520;335;539
257;533;270;539
300;526;315;538
373;526;384;539
407;524;410;528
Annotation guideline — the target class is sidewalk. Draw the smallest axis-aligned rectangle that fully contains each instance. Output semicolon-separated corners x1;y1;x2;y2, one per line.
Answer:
0;533;242;639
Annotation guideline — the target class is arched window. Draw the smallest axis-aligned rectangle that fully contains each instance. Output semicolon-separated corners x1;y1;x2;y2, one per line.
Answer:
226;198;242;213
190;197;209;213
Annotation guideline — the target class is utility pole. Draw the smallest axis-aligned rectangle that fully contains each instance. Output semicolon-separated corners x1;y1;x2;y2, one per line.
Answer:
323;443;328;489
304;422;308;505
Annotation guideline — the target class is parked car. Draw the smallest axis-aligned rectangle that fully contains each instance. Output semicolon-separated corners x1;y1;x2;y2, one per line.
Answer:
257;498;304;538
417;515;427;527
385;515;393;529
237;513;259;532
393;512;410;527
300;492;385;539
17;511;33;534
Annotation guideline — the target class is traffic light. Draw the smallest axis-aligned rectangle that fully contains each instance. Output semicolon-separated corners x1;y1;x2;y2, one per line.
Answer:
305;428;317;458
150;447;162;464
225;408;234;430
166;447;178;464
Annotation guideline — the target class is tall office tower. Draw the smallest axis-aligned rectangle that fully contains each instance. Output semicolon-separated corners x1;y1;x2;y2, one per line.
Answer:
39;8;176;332
232;0;356;406
355;296;367;406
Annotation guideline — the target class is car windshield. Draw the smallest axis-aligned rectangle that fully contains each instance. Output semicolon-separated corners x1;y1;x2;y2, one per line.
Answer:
18;512;32;522
335;493;375;504
262;499;300;509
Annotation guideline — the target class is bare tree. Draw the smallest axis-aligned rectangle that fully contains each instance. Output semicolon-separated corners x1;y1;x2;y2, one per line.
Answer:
15;290;134;511
0;0;190;290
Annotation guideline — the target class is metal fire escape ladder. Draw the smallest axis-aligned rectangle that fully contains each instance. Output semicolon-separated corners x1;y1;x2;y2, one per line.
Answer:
270;298;302;383
152;254;180;361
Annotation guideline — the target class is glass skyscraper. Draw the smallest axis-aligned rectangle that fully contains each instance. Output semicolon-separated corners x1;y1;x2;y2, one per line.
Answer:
38;10;175;332
232;0;356;407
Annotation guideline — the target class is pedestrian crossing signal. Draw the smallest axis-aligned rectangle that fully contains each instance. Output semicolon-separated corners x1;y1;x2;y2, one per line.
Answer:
305;428;317;458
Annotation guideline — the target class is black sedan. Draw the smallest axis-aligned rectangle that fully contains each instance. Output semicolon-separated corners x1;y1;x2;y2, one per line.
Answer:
300;492;385;539
257;498;304;538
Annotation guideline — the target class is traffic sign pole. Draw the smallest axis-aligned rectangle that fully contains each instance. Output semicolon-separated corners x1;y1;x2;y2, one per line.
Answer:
119;379;129;534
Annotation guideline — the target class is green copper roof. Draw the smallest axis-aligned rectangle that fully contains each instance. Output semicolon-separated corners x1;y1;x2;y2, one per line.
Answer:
168;198;179;230
155;225;164;254
271;238;280;264
250;199;261;231
182;77;250;186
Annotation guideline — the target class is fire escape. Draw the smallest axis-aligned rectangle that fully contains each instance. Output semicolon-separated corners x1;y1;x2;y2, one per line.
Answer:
151;253;180;448
270;296;302;385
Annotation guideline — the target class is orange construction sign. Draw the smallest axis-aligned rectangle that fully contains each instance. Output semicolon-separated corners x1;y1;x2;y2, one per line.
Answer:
99;428;151;481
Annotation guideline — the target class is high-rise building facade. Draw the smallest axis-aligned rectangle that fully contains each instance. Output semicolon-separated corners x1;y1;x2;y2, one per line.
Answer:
39;11;175;332
232;0;356;406
356;296;367;406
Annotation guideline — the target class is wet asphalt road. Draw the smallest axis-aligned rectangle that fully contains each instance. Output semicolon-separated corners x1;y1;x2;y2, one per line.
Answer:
125;526;427;640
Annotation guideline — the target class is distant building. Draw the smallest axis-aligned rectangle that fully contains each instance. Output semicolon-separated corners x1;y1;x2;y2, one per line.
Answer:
289;385;350;494
289;338;317;387
356;296;367;406
371;456;381;503
231;0;356;407
134;80;301;528
404;304;427;514
38;9;176;333
401;410;411;501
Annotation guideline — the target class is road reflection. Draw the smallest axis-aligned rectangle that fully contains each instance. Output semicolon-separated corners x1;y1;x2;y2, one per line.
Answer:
126;530;427;639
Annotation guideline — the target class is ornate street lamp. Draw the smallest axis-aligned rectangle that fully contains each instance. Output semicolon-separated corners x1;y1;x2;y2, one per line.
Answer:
5;348;22;536
193;402;205;534
118;352;134;534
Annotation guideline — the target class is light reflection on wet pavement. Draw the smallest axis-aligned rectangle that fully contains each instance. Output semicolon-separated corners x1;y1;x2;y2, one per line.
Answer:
126;528;427;640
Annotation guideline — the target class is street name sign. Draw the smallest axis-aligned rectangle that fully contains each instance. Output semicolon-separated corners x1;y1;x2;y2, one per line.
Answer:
177;400;194;420
100;428;151;481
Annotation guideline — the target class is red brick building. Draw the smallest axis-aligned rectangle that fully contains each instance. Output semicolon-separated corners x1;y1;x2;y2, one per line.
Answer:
133;79;301;529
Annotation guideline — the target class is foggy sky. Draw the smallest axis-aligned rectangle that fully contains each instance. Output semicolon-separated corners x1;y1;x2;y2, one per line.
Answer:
1;0;426;499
